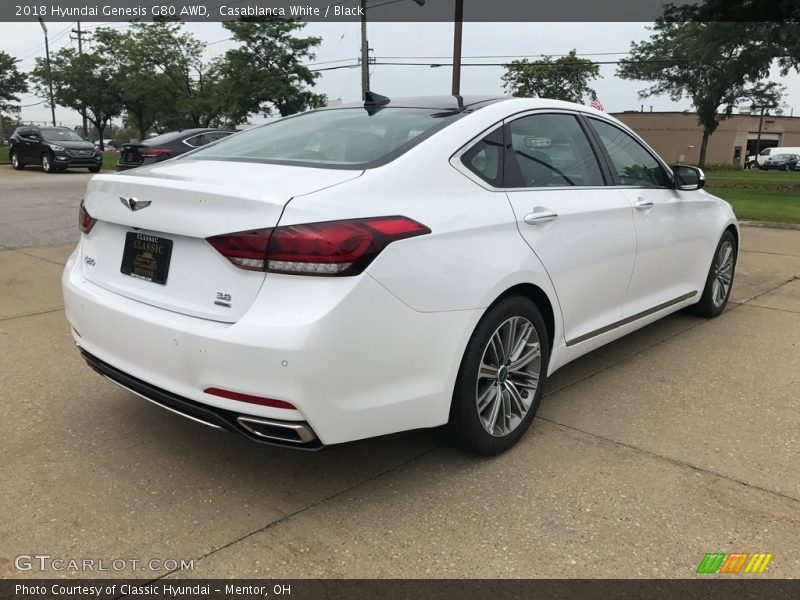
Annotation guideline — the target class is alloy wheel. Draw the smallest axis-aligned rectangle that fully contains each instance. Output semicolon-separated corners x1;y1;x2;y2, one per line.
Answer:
42;154;50;172
711;240;734;307
476;316;541;437
11;153;18;168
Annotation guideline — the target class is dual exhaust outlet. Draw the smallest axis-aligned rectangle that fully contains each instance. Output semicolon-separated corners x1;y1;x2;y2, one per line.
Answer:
235;416;317;445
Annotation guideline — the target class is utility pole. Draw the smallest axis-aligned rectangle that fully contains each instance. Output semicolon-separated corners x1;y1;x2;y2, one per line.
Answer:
360;0;425;101
71;20;89;138
750;102;777;168
360;0;369;100
452;0;463;97
38;17;56;127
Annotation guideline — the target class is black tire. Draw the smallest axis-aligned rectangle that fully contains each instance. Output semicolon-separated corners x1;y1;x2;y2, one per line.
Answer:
691;230;737;318
446;295;550;455
41;152;56;173
10;151;24;170
88;166;101;173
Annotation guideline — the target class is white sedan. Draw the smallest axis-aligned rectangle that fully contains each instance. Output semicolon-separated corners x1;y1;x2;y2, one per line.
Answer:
63;95;738;455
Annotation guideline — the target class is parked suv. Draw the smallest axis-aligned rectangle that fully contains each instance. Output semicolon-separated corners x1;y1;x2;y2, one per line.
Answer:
9;126;102;173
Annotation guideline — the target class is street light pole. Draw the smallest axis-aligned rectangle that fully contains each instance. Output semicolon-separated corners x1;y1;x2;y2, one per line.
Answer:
38;17;56;126
452;0;463;97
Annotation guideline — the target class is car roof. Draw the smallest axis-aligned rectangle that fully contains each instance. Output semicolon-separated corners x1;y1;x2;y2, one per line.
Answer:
332;95;507;112
179;128;234;134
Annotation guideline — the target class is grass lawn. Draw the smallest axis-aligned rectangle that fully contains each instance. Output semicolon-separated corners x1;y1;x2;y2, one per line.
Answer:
0;147;8;164
102;151;118;170
704;169;800;224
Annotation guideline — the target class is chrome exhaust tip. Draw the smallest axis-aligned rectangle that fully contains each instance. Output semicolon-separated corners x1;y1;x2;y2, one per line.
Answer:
236;416;318;445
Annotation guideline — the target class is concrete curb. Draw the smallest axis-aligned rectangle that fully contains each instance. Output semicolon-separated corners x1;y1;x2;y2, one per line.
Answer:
740;220;800;231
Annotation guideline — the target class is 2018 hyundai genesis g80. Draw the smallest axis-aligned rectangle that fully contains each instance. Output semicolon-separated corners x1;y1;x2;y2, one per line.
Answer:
63;95;738;455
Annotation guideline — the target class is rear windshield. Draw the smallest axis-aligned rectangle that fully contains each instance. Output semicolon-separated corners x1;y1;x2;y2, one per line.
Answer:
40;128;84;142
142;131;186;146
188;107;465;168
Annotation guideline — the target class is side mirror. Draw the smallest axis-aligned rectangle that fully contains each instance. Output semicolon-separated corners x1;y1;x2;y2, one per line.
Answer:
672;165;705;191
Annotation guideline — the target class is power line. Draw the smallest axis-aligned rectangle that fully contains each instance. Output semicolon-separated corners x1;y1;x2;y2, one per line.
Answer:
378;51;634;60
14;23;72;62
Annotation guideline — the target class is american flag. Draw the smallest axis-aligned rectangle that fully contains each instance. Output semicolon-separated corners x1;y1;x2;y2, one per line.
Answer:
590;90;604;111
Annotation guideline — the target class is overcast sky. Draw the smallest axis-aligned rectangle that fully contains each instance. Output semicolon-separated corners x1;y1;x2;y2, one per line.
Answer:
3;20;800;127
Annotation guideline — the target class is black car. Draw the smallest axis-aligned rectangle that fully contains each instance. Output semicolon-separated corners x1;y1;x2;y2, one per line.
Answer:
9;126;102;173
763;153;800;171
117;128;234;171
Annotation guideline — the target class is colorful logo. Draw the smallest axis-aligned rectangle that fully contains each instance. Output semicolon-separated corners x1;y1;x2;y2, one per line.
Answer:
696;552;773;574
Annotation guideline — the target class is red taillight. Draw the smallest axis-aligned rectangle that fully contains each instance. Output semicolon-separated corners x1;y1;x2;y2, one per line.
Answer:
207;217;430;277
139;148;172;158
207;228;272;271
79;200;96;234
204;387;296;410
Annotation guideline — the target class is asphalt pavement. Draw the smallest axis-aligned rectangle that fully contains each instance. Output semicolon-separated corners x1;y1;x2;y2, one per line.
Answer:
0;165;92;250
1;167;799;579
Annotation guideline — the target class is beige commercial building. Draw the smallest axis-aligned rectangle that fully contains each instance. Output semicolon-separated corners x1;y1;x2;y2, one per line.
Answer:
611;111;800;167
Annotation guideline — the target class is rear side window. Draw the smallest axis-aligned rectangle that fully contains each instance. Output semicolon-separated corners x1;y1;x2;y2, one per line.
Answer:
504;114;605;188
461;127;504;187
588;118;669;188
184;132;232;147
189;108;465;169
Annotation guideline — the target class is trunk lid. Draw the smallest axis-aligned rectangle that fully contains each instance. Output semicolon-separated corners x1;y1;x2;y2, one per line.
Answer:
119;143;144;166
80;159;362;322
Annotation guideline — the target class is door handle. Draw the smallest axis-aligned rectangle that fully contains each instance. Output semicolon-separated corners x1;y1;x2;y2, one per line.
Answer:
523;210;559;225
634;199;654;211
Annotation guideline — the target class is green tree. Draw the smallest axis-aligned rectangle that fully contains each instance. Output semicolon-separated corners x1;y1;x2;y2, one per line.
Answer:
0;50;27;137
30;49;122;150
220;18;326;119
93;25;176;139
95;23;235;133
501;50;600;103
617;20;797;167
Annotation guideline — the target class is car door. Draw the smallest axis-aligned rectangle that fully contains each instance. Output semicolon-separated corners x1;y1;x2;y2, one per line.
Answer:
586;117;708;319
28;128;45;162
18;128;36;161
500;111;637;346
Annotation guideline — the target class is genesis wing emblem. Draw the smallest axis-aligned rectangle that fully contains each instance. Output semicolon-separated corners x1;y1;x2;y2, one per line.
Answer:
120;197;151;212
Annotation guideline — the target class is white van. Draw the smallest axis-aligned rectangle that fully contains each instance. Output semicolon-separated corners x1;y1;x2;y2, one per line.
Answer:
747;146;800;169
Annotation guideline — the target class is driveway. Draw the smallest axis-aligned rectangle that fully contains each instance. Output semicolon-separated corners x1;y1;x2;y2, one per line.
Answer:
0;165;93;250
0;210;798;577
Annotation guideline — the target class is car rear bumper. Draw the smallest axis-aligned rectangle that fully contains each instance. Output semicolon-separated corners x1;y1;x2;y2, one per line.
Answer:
62;245;479;446
116;157;165;171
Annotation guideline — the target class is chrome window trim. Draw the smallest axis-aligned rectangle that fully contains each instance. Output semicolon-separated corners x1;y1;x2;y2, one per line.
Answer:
450;107;676;193
182;135;203;148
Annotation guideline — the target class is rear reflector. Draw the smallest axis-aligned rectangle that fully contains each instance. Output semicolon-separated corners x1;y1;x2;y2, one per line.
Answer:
207;216;430;277
204;387;296;410
79;200;97;234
